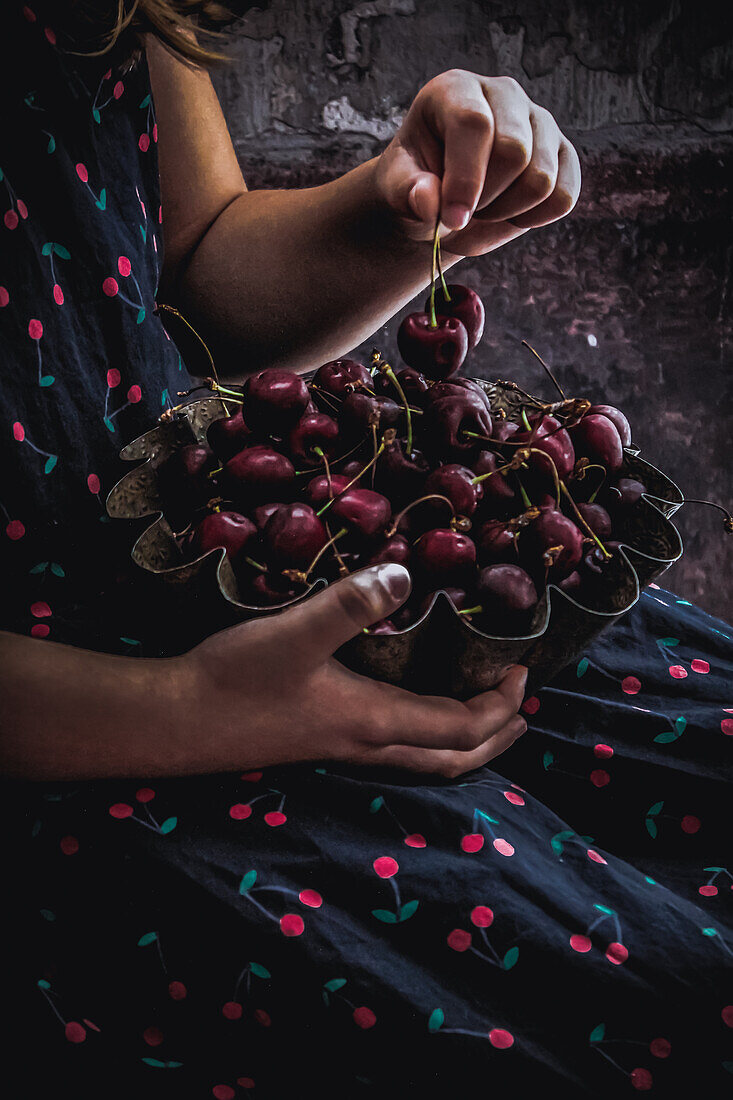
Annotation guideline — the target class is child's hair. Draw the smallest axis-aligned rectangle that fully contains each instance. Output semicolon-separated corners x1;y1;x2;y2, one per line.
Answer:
63;1;249;67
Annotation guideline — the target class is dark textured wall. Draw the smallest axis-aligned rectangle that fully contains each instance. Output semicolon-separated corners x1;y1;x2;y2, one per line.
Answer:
212;0;733;621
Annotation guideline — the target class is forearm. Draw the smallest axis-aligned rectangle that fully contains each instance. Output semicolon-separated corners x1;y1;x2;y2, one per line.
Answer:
0;632;203;781
174;160;459;379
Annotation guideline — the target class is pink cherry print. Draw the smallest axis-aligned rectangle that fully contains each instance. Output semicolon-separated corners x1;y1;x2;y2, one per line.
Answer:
461;833;484;853
569;933;592;953
722;1005;733;1027
103;277;118;297
229;803;252;820
87;474;100;494
590;769;610;787
31;601;51;617
722;719;733;735
139;133;150;152
113;80;124;99
221;1002;242;1020
118;256;131;277
31;623;50;638
279;914;304;937
53;284;64;305
522;696;540;715
488;1028;514;1049
587;849;607;864
153;123;158;142
0;287;9;307
698;885;718;897
142;1026;163;1046
493;839;515;856
107;367;121;388
680;814;700;833
622;676;641;694
127;385;142;404
264;811;286;827
237;1079;255;1090
23;6;36;22
60;835;79;855
594;743;613;758
168;981;187;1000
254;1009;271;1027
352;1007;376;1029
503;790;525;805
669;665;687;679
44;26;56;45
28;318;43;339
76;163;89;183
136;787;155;802
109;803;134;819
691;659;709;674
404;833;426;847
13;422;25;442
4;209;19;230
240;771;262;782
373;856;399;878
6;520;25;540
649;1037;671;1058
470;905;494;927
605;941;628;965
630;1067;653;1091
212;1087;235;1100
298;889;322;908
17;199;28;219
64;1021;86;1043
447;928;472;952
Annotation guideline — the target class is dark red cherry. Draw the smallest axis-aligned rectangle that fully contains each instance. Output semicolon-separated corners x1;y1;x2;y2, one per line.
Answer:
156;443;217;527
366;618;399;635
262;503;328;571
397;313;468;379
424;464;483;518
339;458;367;484
285;412;339;465
476;519;518;565
588;404;631;448
244;571;299;607
576;502;612;540
570;414;623;472
426;378;491;412
222;445;295;505
207;408;252;461
243;369;309;437
520;503;584;581
304;474;351;508
190;511;258;564
514;414;575;482
581;540;622;577
559;570;583;595
493;419;520;444
423;392;492;462
476;564;538;634
338;392;401;443
607;477;647;515
413;529;476;586
311;359;373;398
425;284;485;348
331;489;392;542
376;439;429;504
252;502;284;529
471;450;516;508
374;366;430;405
366;534;411;568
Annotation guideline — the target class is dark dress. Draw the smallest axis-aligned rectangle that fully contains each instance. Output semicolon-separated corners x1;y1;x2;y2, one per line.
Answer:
3;6;732;1097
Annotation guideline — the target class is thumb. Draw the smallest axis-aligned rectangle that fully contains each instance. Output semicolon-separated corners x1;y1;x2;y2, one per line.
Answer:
280;564;412;662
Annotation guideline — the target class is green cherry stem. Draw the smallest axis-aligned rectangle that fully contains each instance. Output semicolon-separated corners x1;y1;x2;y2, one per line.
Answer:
679;499;733;533
315;432;394;517
515;475;533;511
385;493;455;539
521;340;566;400
458;605;483;616
244;555;267;573
283;526;349;585
560;481;611;557
378;359;413;454
520;407;532;432
429;218;440;329
436;231;451;302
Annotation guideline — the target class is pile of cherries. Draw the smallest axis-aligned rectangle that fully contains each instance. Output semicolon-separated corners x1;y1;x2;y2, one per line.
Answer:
157;281;645;637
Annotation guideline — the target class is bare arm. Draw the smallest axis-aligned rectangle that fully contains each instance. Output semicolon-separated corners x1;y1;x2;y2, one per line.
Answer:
1;567;527;782
147;38;580;379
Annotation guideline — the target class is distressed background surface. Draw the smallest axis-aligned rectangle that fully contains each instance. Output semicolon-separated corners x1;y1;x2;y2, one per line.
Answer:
211;0;733;620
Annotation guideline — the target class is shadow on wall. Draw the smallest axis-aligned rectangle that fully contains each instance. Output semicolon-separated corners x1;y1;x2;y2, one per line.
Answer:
213;0;733;622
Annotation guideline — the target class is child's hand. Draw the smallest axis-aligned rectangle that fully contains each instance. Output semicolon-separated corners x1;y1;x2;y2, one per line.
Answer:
375;70;581;256
183;564;528;777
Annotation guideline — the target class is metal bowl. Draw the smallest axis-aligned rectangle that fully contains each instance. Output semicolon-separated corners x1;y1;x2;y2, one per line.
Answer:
106;382;683;696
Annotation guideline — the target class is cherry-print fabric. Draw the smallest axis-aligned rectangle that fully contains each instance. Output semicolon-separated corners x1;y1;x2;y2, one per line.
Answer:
3;6;732;1098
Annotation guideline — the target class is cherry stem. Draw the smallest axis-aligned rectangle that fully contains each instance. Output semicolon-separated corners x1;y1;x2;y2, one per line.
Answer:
307;384;341;413
325;519;351;578
436;232;451;302
313;446;331;486
385;493;454;539
520;407;532;432
286;525;348;583
680;498;733;533
458;605;483;616
429;219;440;328
515;475;533;511
560;481;611;557
574;462;608;503
315;433;393;517
372;352;413;454
208;466;223;478
521;340;566;399
206;379;244;412
471;454;527;486
244;555;267;573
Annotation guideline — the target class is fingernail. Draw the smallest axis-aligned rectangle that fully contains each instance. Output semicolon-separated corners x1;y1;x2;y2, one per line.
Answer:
442;203;471;231
375;562;412;602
